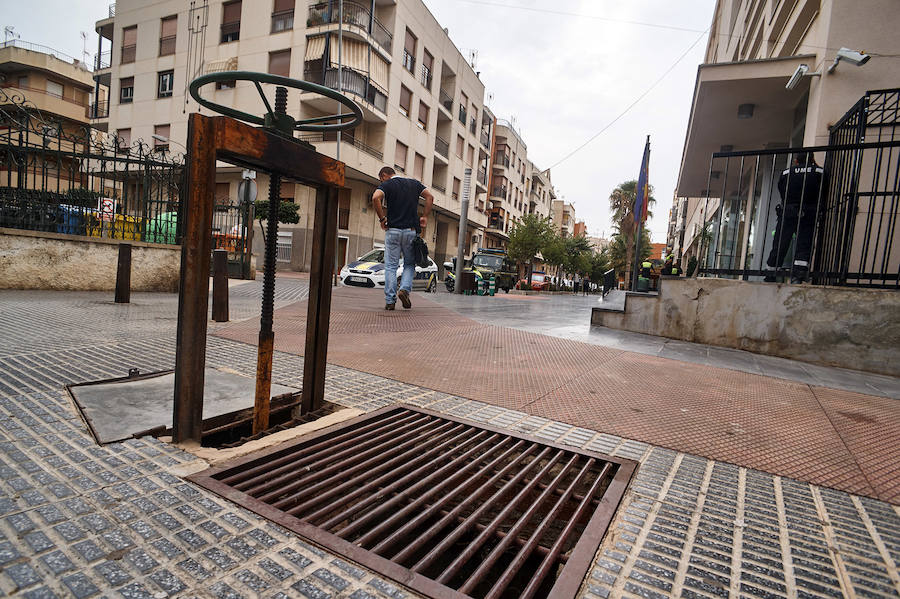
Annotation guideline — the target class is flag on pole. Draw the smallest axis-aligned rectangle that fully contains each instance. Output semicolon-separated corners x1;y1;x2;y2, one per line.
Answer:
633;135;650;231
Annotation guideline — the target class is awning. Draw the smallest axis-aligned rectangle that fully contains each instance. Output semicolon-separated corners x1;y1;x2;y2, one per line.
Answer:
676;55;814;198
305;35;326;61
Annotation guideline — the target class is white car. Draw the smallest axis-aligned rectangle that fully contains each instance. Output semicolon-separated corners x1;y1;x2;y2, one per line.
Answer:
339;248;438;292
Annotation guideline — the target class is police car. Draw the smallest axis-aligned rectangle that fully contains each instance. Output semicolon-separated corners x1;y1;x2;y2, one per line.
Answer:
339;248;438;292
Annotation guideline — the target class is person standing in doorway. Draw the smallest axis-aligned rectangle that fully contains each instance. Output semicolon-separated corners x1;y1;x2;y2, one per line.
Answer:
371;166;434;310
766;152;827;283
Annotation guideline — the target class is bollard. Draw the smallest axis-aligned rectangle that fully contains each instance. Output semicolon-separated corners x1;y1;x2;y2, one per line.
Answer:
489;275;495;296
212;249;229;322
114;243;132;303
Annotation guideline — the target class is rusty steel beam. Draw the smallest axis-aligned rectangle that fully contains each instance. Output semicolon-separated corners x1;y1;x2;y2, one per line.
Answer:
114;243;132;303
174;114;217;443
301;185;339;414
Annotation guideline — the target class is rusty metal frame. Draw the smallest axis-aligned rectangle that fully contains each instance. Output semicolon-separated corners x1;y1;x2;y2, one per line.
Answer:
188;404;638;599
173;113;343;442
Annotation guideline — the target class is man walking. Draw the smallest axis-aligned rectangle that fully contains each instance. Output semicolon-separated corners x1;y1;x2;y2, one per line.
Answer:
766;152;827;283
371;166;434;310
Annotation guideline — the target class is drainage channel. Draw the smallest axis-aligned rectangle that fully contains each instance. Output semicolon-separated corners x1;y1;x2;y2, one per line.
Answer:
189;405;638;599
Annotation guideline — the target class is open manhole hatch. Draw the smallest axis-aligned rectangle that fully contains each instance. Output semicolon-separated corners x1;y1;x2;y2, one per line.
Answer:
189;405;638;599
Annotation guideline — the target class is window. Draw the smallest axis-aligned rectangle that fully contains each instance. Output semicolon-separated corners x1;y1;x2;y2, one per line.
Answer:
456;135;463;158
458;91;468;124
117;128;131;150
221;0;241;43
272;0;294;32
417;101;429;130
394;141;408;173
153;124;170;152
281;182;295;203
421;50;433;90
160;15;177;56
466;144;474;167
413;153;425;180
17;75;28;88
215;79;236;90
268;49;291;77
398;85;411;117
46;80;63;98
157;70;174;98
120;77;134;103
452;177;460;200
403;28;416;73
121;25;137;64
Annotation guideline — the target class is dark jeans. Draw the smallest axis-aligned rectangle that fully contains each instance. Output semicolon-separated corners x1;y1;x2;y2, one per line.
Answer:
766;204;817;268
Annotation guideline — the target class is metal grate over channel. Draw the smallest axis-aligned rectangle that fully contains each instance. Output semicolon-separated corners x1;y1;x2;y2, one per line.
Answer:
189;405;638;599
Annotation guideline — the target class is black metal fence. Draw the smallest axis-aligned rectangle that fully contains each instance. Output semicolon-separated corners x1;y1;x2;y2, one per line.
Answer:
697;88;899;288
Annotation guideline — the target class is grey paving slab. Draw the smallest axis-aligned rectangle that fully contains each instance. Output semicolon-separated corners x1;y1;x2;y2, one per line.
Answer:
69;368;297;444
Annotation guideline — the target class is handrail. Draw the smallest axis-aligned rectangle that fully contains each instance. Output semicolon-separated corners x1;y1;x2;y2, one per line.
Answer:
5;83;88;107
0;39;87;70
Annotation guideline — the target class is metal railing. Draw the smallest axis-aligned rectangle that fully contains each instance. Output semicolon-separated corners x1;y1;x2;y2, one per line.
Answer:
432;182;446;193
693;88;900;288
94;50;110;70
480;131;490;148
304;63;387;114
493;154;510;168
420;65;432;90
469;117;476;135
307;2;392;53
477;167;487;186
271;9;294;32
0;88;187;246
0;39;82;67
299;131;383;161
434;135;449;158
491;185;507;199
108;3;115;17
439;88;452;113
220;21;240;43
89;101;109;119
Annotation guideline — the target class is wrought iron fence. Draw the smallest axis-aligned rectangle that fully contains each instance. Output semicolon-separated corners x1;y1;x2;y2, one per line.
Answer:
307;1;392;53
695;88;900;288
0;87;186;246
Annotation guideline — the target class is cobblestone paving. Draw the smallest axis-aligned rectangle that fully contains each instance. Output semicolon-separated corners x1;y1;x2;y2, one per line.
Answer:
0;284;898;598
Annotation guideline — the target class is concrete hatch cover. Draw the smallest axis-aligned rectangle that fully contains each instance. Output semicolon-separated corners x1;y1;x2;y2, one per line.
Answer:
189;405;638;599
68;369;298;444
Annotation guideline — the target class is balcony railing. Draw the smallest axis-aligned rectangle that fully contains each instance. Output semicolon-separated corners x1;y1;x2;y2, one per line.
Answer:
159;35;176;56
5;83;88;108
439;88;452;113
434;135;449;158
299;131;383;161
402;50;415;73
89;101;109;119
420;65;432;90
477;167;487;186
305;65;387;114
480;130;490;148
488;216;504;230
271;9;294;32
120;44;136;64
432;182;446;194
108;3;115;17
307;2;393;54
493;154;510;168
491;186;508;199
94;50;111;70
458;105;467;125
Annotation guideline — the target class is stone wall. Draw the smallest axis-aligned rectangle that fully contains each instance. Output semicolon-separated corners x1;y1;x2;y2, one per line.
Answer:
0;228;180;292
591;277;900;376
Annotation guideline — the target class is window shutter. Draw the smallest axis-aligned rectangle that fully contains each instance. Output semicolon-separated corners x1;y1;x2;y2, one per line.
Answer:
418;101;428;125
122;26;137;45
268;50;291;77
395;141;408;171
161;16;177;37
223;1;242;24
414;154;425;180
273;0;293;12
399;86;411;112
404;29;416;53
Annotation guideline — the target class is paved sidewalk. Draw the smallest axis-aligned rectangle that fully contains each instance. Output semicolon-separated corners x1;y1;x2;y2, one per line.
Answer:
214;286;900;504
0;283;897;599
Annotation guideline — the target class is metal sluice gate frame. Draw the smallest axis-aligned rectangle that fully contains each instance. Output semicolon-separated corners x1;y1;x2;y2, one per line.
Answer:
189;405;638;599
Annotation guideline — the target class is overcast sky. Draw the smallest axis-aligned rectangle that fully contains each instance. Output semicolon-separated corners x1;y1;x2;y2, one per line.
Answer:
3;0;715;242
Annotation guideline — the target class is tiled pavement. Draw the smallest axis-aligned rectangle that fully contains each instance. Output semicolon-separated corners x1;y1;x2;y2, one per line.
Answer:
213;286;900;504
0;281;898;598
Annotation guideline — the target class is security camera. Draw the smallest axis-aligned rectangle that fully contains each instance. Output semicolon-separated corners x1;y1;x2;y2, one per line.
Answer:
827;47;870;74
786;64;809;90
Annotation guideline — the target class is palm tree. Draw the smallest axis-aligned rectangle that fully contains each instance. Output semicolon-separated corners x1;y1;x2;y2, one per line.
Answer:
608;180;655;288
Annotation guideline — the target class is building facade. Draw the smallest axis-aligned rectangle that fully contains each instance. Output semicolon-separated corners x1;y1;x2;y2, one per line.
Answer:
672;0;900;276
551;199;575;238
91;0;491;273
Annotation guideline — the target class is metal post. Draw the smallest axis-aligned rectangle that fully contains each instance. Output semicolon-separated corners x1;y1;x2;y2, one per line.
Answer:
454;168;472;294
173;114;216;444
114;243;132;303
253;86;289;435
212;249;229;322
631;226;641;291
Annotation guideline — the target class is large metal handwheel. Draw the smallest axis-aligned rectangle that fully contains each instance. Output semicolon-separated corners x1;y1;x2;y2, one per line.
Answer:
188;71;362;135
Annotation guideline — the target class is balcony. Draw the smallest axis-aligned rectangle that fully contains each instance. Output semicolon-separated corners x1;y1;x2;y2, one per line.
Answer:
493;154;510;168
434;135;449;161
94;50;110;70
271;9;294;32
432;182;446;194
477;167;487;186
303;65;387;121
298;131;383;161
480;130;490;149
120;44;135;64
439;88;452;113
490;186;508;200
307;2;392;54
89;100;109;119
488;215;504;230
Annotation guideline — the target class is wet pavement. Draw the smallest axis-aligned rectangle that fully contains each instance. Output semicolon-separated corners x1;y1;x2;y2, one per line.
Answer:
0;280;897;599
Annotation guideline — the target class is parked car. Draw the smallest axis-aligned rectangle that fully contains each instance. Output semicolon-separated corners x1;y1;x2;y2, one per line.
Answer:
339;248;437;291
519;271;550;291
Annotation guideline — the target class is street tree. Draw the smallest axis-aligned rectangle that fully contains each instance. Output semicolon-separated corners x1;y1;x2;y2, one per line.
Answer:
254;199;301;246
540;231;568;286
507;214;553;285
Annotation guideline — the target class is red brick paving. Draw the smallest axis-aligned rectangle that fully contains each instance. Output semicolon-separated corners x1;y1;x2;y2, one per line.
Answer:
214;287;900;503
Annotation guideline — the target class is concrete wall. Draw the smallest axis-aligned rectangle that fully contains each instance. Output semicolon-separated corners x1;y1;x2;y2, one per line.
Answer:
591;277;900;376
0;229;180;292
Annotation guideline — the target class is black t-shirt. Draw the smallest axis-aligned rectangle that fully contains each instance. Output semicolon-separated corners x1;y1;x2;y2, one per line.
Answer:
377;176;425;229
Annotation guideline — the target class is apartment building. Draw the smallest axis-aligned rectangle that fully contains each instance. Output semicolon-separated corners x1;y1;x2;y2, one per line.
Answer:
529;164;553;220
672;0;900;270
551;199;575;238
91;0;491;272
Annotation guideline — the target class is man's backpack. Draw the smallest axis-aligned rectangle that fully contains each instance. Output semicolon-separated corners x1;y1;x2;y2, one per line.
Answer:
413;235;430;268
